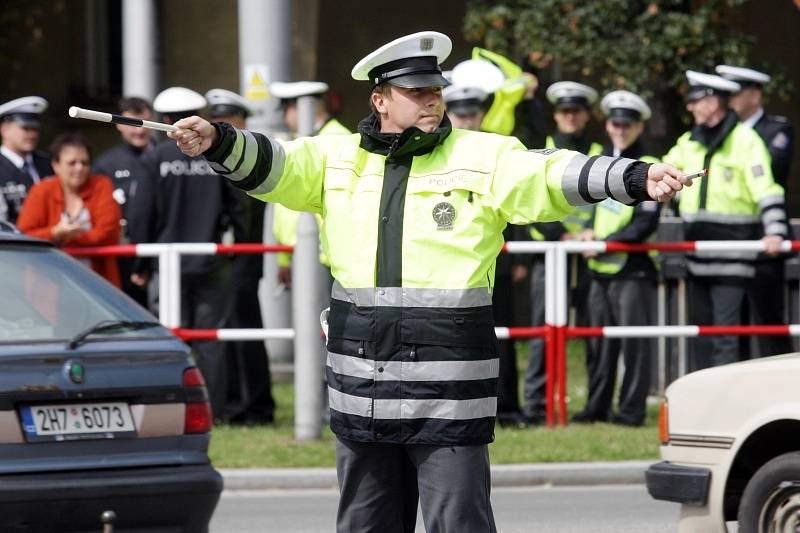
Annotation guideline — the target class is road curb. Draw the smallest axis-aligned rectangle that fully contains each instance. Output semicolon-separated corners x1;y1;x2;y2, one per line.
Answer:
219;461;650;491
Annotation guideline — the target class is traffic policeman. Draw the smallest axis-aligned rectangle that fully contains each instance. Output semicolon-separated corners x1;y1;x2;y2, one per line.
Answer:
93;97;157;307
716;65;795;357
146;86;246;420
573;90;660;426
205;88;276;424
0;96;52;223
444;62;529;428
664;71;788;370
168;31;689;533
522;81;602;424
269;81;349;289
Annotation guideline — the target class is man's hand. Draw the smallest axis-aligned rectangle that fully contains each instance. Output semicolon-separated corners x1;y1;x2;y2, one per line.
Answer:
646;163;692;202
277;266;292;289
168;116;218;157
762;234;784;256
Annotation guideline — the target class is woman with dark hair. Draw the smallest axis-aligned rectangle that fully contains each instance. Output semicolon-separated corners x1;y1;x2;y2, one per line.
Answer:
17;132;121;286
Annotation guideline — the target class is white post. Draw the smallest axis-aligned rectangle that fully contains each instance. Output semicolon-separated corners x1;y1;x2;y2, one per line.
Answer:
167;246;182;329
122;0;158;100
293;213;323;441
158;249;170;326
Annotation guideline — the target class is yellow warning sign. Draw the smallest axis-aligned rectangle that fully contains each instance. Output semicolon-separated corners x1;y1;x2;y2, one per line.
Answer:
245;64;270;101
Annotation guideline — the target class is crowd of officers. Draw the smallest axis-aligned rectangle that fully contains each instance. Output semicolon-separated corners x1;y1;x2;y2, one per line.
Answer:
0;52;794;430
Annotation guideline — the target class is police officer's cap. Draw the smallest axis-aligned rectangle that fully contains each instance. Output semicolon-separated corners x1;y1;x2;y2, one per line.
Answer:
0;96;48;129
546;82;598;110
269;81;329;102
600;90;651;123
443;86;490;117
153;87;207;114
451;59;505;95
685;71;740;102
205;89;253;118
715;65;771;89
352;31;452;89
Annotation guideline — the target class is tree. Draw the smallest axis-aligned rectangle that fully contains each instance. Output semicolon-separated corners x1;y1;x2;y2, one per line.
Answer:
463;0;762;98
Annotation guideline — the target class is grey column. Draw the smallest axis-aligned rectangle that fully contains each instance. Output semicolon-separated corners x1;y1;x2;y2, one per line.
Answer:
122;0;158;100
237;0;293;135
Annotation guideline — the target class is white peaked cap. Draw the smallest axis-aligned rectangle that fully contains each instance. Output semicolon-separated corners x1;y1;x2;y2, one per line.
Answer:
451;59;505;95
715;65;771;85
153;87;207;113
600;90;652;122
352;31;452;88
269;81;329;100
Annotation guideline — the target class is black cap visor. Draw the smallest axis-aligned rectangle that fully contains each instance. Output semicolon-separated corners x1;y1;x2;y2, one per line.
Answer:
607;108;642;124
210;104;250;119
3;113;41;129
554;96;590;110
388;72;450;89
447;99;483;117
686;86;727;103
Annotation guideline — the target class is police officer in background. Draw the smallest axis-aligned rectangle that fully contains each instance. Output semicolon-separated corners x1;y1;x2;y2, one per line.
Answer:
269;81;350;290
205;88;275;424
664;71;788;370
444;62;528;428
573;91;660;426
521;81;602;425
716;65;795;357
0;96;52;223
93;97;156;307
168;30;689;532
146;86;245;420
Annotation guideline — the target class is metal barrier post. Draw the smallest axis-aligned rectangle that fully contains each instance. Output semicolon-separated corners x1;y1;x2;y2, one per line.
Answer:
657;281;667;394
555;245;570;426
678;278;688;377
167;245;182;329
293;213;323;441
544;246;556;427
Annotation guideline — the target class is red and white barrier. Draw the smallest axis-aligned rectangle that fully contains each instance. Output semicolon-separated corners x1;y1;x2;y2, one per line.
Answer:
64;239;800;428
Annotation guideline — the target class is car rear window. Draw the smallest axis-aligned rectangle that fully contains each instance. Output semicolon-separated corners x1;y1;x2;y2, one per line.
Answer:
0;245;170;343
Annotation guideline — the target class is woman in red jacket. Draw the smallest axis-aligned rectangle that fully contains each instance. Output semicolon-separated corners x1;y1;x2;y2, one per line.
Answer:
17;132;122;286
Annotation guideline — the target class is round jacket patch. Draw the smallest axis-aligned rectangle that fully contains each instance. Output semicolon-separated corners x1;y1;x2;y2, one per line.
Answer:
432;202;456;231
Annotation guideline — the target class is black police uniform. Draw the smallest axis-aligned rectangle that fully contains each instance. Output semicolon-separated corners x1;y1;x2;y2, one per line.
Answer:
93;142;156;307
0;151;52;223
225;192;276;424
143;140;246;419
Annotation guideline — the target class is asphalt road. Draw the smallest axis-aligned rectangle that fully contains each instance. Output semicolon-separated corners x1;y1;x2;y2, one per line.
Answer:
211;484;681;532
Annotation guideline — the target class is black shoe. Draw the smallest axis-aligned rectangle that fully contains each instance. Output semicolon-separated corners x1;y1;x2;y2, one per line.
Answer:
570;410;603;424
610;414;643;427
497;411;530;429
521;411;547;426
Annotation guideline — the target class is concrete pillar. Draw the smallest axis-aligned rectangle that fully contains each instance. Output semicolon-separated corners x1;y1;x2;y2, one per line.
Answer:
122;0;158;100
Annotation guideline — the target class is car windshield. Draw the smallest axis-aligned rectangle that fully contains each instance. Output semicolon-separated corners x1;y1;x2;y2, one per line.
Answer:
0;245;171;343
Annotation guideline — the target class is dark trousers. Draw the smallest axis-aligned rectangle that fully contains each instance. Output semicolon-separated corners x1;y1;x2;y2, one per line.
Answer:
117;257;148;308
584;277;654;424
747;259;793;357
493;274;520;414
225;278;275;423
523;257;592;416
181;271;228;419
688;277;747;370
335;438;496;533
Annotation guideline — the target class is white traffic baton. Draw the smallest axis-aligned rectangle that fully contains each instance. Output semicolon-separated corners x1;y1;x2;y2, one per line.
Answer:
68;106;178;133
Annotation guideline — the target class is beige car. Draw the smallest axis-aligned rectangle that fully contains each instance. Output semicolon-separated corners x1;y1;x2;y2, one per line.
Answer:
646;354;800;533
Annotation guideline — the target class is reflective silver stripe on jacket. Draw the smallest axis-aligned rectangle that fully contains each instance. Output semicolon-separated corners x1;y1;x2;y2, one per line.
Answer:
328;387;497;420
587;157;616;201
331;281;493;308
249;135;287;195
758;194;785;211
327;351;499;382
687;260;755;278
765;222;789;236
681;211;760;224
607;157;636;205
561;153;590;205
693;249;758;261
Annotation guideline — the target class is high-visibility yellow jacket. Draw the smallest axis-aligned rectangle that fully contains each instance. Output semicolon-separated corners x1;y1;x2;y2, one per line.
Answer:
272;118;351;267
204;113;653;445
663;112;787;278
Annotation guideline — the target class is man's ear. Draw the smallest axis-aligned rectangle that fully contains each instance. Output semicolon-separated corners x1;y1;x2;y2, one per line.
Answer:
371;91;388;114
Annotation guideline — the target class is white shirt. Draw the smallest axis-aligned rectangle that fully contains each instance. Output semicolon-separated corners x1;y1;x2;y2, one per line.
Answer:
742;107;764;129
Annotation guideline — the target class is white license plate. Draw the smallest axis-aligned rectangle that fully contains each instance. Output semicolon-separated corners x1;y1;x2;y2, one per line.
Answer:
21;402;136;441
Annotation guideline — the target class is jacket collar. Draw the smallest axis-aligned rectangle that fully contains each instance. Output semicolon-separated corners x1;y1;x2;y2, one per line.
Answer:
552;132;592;154
690;110;739;148
357;113;452;158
